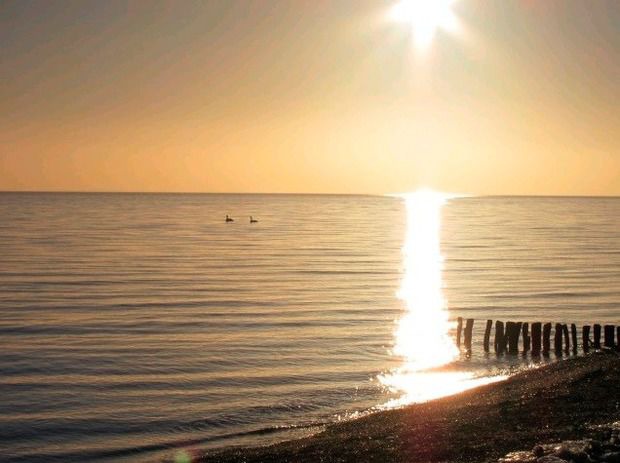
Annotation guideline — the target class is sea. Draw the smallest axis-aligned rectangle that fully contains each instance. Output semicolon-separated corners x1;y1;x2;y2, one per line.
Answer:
1;192;619;462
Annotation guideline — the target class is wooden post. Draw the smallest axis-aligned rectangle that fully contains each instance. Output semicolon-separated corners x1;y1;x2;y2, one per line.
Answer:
583;325;591;352
512;322;523;354
522;322;531;353
531;322;542;355
504;322;512;353
505;322;513;354
571;324;578;354
554;323;563;354
562;324;570;352
483;320;493;352
593;324;601;349
542;323;552;354
507;322;522;354
604;325;615;348
464;319;474;353
456;317;463;348
495;321;505;354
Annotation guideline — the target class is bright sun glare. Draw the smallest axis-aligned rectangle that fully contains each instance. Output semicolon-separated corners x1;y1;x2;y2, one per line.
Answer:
378;189;506;407
388;0;460;49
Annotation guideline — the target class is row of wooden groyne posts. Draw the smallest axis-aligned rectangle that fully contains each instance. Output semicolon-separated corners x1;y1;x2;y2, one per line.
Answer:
455;317;620;355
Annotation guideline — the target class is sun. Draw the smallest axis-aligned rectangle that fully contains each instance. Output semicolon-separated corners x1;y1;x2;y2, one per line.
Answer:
388;0;460;49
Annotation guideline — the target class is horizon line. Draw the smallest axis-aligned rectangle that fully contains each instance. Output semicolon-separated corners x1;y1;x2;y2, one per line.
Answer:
1;190;619;199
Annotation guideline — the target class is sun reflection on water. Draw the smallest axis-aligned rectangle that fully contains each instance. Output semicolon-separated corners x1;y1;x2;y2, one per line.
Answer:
379;189;505;407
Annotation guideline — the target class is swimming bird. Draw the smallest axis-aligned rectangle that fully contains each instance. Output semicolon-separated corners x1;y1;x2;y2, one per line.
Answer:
250;216;258;223
226;215;234;222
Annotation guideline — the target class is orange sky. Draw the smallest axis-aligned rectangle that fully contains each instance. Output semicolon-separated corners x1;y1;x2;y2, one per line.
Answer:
1;0;619;195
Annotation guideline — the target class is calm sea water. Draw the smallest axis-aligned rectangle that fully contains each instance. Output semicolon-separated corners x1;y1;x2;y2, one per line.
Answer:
1;193;619;462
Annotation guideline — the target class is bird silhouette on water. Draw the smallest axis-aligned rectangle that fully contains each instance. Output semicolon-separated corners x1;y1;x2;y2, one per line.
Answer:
250;216;258;223
225;215;234;222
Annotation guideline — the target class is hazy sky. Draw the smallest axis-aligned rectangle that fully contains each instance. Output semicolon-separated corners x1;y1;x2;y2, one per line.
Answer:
1;0;619;195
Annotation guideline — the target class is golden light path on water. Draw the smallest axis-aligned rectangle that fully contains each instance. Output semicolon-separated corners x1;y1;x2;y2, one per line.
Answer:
379;190;506;408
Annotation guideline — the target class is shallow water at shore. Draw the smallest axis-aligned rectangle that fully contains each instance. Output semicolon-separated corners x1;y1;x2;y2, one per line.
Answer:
1;193;619;462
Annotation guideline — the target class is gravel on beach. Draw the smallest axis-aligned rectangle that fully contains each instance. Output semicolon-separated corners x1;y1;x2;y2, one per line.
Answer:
196;351;620;463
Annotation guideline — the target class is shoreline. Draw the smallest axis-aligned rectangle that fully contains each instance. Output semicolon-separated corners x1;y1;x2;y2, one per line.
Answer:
196;351;620;463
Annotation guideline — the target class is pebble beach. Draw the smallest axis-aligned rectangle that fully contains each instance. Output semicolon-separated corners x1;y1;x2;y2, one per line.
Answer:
196;351;620;463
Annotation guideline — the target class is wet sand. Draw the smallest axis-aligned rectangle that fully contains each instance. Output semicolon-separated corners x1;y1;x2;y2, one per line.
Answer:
197;351;620;463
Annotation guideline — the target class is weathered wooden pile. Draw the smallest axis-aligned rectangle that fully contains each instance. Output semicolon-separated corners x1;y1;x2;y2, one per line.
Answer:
455;317;620;356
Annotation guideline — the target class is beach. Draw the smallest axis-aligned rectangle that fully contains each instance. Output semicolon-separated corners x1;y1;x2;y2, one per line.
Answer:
198;351;620;463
